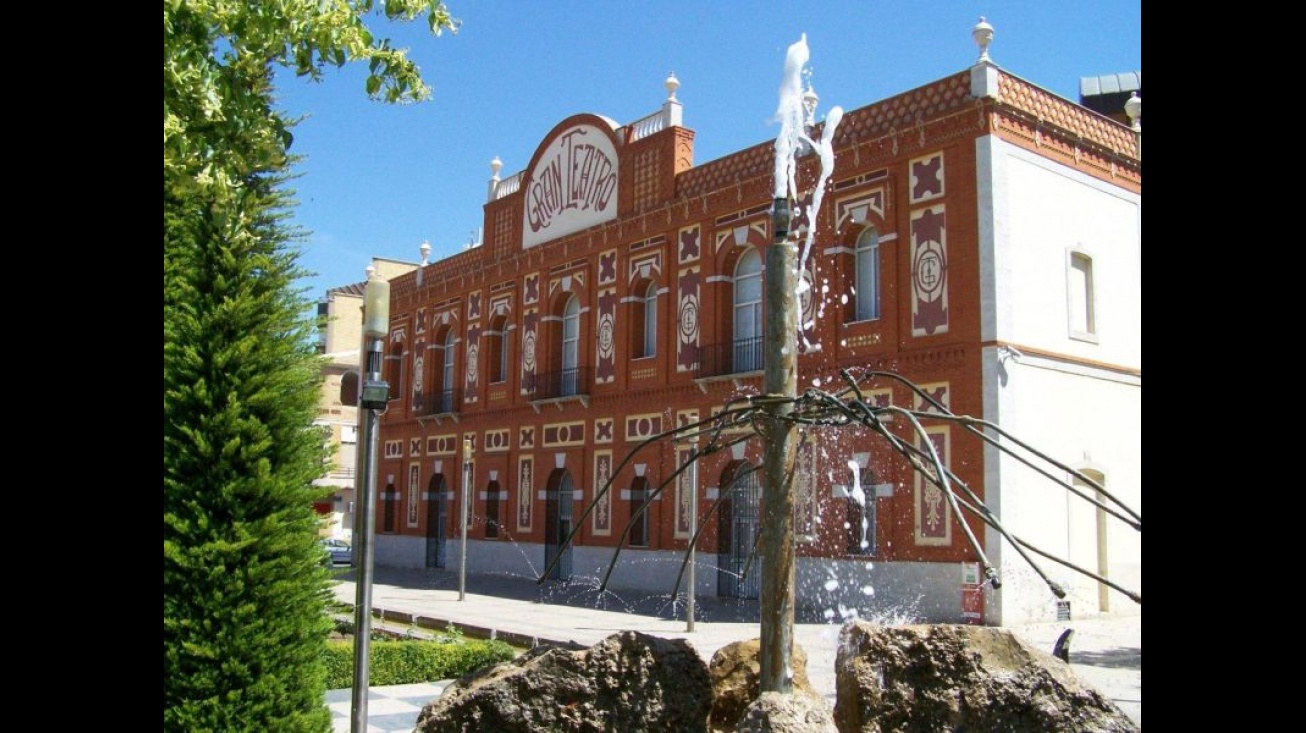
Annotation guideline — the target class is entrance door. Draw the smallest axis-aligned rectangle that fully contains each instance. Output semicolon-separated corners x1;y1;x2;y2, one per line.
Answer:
544;469;574;580
718;462;761;599
425;474;447;568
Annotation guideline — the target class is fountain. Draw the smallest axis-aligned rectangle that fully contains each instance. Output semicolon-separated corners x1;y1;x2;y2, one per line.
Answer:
533;27;1140;684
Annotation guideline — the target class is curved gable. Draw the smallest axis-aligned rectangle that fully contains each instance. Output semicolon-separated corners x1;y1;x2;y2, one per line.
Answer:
522;114;621;249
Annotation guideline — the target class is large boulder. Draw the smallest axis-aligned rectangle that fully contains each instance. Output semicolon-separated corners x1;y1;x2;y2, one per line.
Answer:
709;639;827;733
414;631;712;732
833;622;1138;733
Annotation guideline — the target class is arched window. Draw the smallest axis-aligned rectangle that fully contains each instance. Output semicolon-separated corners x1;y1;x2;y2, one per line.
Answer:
441;329;457;413
733;248;762;372
628;476;650;547
855;227;881;322
485;480;501;539
561;294;580;396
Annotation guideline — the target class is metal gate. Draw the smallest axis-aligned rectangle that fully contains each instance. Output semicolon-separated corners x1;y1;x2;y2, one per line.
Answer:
425;474;447;568
544;469;574;580
718;465;761;599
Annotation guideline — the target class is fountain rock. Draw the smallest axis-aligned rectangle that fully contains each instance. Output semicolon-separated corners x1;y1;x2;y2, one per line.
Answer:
833;622;1139;732
414;631;712;733
709;638;826;733
735;691;838;733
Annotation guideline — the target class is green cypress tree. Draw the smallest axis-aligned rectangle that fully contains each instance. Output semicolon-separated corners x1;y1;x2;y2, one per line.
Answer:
164;2;458;730
164;165;335;732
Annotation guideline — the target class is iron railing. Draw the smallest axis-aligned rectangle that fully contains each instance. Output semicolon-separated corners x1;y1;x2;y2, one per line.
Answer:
413;388;462;416
697;337;763;378
529;366;592;401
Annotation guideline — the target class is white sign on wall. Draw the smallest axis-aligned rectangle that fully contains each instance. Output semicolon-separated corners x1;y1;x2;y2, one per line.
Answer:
522;123;619;249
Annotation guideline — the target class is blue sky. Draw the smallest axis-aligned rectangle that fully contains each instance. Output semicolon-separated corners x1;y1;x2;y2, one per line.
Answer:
275;1;1141;303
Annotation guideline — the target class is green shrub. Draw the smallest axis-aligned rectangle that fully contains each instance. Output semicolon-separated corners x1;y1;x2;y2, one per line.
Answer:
324;638;519;688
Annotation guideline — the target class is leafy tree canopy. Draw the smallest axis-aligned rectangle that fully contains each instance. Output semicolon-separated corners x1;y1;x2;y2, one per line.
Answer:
164;0;458;196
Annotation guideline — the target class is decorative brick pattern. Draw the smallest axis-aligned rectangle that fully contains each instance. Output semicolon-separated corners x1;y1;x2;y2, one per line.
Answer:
625;413;663;442
914;426;951;546
596;288;616;383
910;204;948;336
542;421;585;447
516;455;534;532
425;434;458;455
592;451;613;535
484;429;510;452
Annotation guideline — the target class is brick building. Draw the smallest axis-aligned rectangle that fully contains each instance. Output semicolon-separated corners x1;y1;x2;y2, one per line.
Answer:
313;257;418;542
369;32;1141;626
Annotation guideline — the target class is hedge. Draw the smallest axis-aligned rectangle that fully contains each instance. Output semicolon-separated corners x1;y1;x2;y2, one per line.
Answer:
324;638;519;688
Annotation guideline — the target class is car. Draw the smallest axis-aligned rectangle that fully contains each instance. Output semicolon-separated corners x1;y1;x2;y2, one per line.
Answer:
320;538;353;565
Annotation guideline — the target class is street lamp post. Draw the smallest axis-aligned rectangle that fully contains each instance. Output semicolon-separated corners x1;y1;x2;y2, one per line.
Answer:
351;270;390;733
459;436;473;601
686;454;698;633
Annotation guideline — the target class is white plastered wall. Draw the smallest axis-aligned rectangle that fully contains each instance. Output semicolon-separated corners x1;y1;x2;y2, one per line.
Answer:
977;135;1141;625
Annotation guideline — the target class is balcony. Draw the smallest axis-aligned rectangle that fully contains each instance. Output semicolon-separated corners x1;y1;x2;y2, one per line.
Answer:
528;366;592;410
413;388;462;422
698;337;763;378
693;337;763;392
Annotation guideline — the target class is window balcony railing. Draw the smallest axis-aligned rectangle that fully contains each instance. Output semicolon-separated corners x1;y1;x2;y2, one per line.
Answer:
413;388;462;416
529;366;592;401
697;337;763;378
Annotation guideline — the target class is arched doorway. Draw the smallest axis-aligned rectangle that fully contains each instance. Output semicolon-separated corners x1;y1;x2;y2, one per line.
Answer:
717;461;761;599
544;468;575;580
425;474;447;568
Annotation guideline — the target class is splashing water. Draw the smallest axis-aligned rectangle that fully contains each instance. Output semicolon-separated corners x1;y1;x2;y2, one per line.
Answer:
847;459;869;552
773;34;809;201
772;33;844;351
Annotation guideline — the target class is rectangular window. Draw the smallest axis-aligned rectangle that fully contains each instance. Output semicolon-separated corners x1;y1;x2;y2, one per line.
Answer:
1068;251;1097;342
642;285;657;358
629;478;650;547
382;483;397;533
855;229;881;321
497;331;510;383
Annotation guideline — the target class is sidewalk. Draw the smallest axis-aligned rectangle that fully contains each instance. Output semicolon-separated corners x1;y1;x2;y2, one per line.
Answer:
330;566;1140;731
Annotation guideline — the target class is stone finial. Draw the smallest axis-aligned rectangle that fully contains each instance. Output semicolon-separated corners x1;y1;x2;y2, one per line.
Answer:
1124;91;1141;132
665;71;679;101
419;240;431;265
973;17;994;64
487;156;503;202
